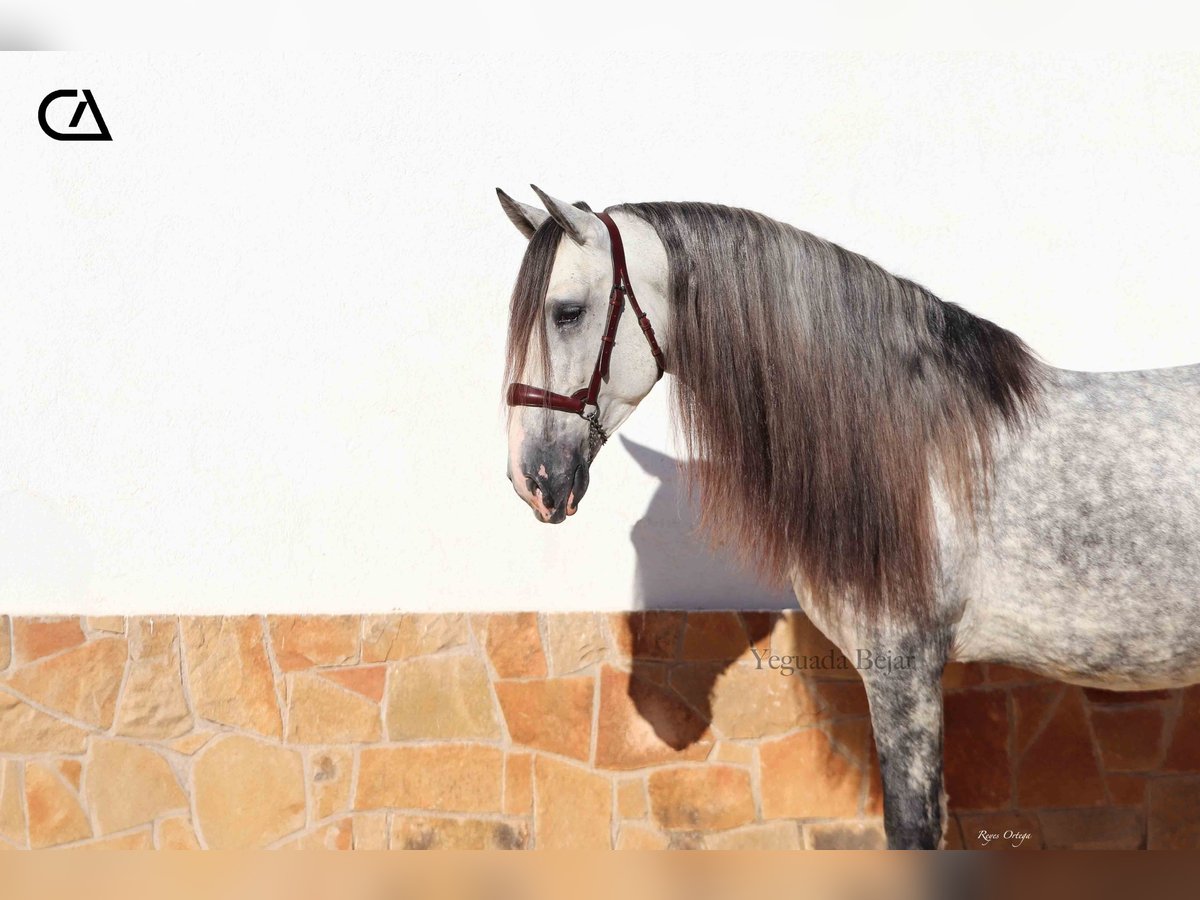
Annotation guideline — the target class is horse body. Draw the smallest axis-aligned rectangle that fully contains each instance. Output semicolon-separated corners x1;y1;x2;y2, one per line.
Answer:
497;188;1200;849
956;364;1200;688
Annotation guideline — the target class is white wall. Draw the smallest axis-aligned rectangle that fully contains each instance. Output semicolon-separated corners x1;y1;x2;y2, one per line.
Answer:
2;53;1199;613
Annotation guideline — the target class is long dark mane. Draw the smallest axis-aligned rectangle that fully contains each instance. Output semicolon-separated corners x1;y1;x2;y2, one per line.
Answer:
506;201;1045;621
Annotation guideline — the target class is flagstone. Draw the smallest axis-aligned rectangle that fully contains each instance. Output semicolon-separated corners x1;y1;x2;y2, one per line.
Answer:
5;638;127;728
86;739;188;835
182;617;281;739
25;762;90;849
115;618;192;739
194;735;305;849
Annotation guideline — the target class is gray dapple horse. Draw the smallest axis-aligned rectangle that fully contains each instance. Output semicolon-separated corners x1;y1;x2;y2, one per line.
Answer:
498;186;1200;849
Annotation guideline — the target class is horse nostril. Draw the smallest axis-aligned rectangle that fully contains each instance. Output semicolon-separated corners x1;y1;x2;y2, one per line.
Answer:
524;475;539;497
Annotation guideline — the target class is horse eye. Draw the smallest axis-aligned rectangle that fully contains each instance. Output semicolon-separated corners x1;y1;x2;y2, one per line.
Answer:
553;304;585;327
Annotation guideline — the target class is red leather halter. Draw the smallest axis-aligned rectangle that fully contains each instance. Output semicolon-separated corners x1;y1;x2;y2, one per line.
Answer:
505;212;665;446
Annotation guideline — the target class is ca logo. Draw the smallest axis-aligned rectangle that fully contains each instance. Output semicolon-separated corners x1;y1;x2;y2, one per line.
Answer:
38;89;112;141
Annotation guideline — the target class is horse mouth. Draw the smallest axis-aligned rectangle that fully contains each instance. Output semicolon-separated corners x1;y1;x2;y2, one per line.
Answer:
520;463;589;524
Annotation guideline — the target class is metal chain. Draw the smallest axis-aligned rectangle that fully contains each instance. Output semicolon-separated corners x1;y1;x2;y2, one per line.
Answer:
583;409;608;447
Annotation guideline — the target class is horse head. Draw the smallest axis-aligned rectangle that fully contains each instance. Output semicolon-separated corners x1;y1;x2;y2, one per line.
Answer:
497;186;669;523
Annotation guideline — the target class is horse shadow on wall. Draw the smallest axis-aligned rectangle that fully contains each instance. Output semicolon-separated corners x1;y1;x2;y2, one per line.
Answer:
624;437;797;613
619;438;860;751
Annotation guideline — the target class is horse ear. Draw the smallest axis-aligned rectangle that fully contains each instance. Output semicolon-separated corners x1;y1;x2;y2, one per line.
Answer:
530;185;605;246
496;188;549;240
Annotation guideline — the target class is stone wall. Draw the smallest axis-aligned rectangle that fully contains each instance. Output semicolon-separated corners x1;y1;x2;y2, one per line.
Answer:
0;613;1194;850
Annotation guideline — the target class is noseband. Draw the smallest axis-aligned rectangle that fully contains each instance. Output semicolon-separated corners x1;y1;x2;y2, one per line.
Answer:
505;212;665;446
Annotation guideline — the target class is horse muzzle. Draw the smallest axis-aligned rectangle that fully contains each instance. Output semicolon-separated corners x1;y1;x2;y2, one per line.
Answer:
516;456;590;524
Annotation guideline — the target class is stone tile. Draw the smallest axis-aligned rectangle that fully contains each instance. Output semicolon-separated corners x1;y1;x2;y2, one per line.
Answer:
356;745;503;813
617;777;647;819
944;688;1011;810
595;666;712;769
0;617;9;671
156;816;202;850
55;759;81;791
87;739;187;834
942;661;987;690
391;817;528;850
1107;773;1149;806
826;717;873;768
648;765;755;831
1148;776;1200;849
678;661;822;739
1090;704;1165;771
631;662;669;685
0;761;24;847
680;613;751;661
504;753;533;816
608;612;685;660
760;727;862;819
478;613;546;679
115;618;192;739
1084;687;1173;704
944;816;966;849
1164;685;1200;772
169;733;213;755
268;615;359;671
286;672;381;744
0;689;88;753
11;618;85;665
318;665;386;702
281;818;354;850
25;762;91;849
1039;808;1144;850
182;617;282;739
616;823;670;849
814;681;871;718
495;677;593;760
665;831;706;850
739;612;778;652
386;656;500;741
86;617;125;635
958;812;1043;850
984;664;1041;685
361;614;468;662
713;742;756;765
1017;688;1107;808
545;613;608;675
534;755;612;849
310;749;353;820
766;615;859;681
666;662;724;715
804;821;886;850
194;735;305;849
1011;684;1063;754
5;638;127;728
352;814;389;850
707;821;803;850
79;830;153;849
